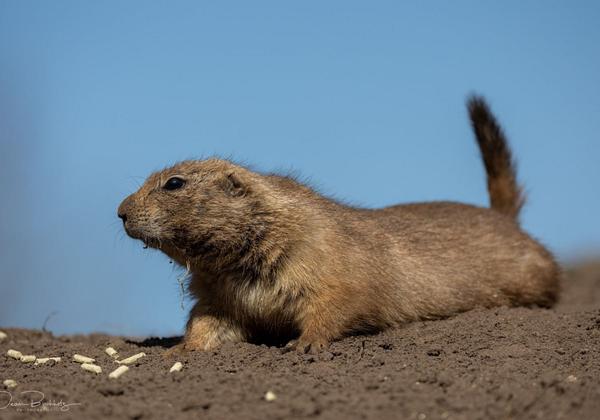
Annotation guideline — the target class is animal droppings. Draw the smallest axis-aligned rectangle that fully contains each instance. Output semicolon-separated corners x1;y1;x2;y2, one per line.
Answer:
81;363;102;374
20;355;36;363
73;354;95;364
6;349;22;360
108;365;129;379
34;357;62;365
3;379;17;389
117;352;146;365
105;347;119;358
169;362;183;373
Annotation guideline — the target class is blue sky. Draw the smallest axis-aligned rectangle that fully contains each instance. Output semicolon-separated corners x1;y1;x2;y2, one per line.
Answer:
1;1;599;336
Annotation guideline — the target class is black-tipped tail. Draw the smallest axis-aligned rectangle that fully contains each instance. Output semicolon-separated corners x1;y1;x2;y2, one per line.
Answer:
467;95;525;220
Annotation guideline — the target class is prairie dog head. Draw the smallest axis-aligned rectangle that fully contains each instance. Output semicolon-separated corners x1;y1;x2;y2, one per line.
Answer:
118;159;268;266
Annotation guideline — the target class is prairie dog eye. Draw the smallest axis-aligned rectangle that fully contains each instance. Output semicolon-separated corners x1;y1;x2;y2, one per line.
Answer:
163;177;186;191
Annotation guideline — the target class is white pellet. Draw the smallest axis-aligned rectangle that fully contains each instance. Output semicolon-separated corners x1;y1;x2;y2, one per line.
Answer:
108;365;129;379
0;331;7;341
20;355;36;363
265;391;277;402
3;379;17;389
117;352;146;365
81;363;102;374
6;349;22;360
34;357;61;365
169;362;183;373
73;354;95;364
105;347;119;358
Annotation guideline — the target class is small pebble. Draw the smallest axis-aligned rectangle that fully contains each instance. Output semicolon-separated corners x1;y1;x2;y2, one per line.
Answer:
6;349;22;360
108;365;129;379
20;355;36;363
118;352;146;365
0;331;7;341
264;390;277;402
3;379;17;389
169;362;183;373
81;363;102;374
73;354;95;364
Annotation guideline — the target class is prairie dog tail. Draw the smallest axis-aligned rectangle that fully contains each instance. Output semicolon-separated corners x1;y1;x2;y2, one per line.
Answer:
467;95;525;220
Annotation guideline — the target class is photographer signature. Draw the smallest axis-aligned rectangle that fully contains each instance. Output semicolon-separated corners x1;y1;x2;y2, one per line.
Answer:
0;390;82;412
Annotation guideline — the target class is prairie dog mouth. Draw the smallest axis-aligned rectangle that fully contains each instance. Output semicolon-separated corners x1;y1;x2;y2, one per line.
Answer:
142;237;162;249
123;226;163;250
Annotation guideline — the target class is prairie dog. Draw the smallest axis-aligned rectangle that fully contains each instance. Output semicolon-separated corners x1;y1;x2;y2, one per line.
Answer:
118;95;560;354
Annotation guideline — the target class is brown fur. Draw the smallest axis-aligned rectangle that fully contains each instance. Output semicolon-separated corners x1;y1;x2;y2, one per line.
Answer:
468;95;525;219
118;95;560;354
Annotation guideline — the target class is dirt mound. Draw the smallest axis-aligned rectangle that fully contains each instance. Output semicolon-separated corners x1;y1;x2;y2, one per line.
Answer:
1;262;599;419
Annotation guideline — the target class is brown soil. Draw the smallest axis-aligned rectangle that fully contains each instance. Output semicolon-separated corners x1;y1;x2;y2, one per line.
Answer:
1;262;600;420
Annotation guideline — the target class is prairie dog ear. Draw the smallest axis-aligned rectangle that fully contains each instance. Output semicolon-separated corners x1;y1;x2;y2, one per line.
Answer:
222;171;247;197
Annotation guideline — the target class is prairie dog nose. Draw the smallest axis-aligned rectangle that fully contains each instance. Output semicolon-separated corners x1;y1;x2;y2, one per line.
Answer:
118;195;135;223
